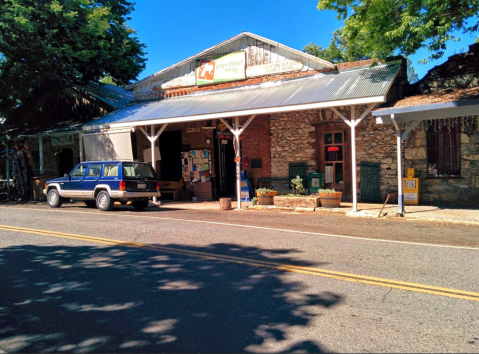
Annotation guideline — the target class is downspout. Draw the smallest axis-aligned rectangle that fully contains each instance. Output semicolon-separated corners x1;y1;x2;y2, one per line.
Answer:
5;141;10;199
79;132;84;163
39;136;44;174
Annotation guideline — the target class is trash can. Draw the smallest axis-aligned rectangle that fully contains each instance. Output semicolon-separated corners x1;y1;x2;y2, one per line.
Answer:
308;172;324;194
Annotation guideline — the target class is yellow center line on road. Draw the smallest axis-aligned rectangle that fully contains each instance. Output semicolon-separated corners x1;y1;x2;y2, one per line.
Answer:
2;224;479;302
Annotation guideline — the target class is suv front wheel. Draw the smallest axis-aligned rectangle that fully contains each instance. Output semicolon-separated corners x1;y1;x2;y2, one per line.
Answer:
96;190;114;211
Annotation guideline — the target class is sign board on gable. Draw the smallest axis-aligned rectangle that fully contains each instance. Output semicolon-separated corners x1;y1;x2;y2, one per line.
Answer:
246;59;303;78
195;51;246;86
153;75;196;90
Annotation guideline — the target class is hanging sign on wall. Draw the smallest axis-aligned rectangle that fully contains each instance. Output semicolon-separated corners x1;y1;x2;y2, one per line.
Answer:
246;59;303;78
195;51;246;86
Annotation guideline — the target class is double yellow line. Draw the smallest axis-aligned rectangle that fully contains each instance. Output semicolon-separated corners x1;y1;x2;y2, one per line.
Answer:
2;224;479;302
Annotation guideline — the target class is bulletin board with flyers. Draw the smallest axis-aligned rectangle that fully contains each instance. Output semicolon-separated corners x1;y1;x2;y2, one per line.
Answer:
181;149;211;183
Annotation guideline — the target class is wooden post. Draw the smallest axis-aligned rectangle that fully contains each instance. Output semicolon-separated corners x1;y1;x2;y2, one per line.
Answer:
220;198;232;211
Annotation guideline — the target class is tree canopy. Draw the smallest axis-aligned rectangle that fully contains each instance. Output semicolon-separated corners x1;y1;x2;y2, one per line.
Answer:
303;28;370;63
0;0;147;122
316;0;479;62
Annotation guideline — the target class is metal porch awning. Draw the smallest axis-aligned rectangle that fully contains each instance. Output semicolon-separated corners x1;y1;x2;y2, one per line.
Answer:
83;63;400;131
372;88;479;216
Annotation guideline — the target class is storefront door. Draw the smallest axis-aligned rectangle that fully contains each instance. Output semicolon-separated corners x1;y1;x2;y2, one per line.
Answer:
316;123;351;201
214;132;237;198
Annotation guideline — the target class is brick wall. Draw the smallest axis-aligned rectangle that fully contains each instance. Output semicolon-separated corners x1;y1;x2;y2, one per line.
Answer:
240;115;271;186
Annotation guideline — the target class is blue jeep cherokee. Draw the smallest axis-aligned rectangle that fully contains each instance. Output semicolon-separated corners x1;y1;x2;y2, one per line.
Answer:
43;161;161;211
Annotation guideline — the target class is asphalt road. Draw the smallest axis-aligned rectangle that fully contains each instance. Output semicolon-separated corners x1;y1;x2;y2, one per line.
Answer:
1;203;478;353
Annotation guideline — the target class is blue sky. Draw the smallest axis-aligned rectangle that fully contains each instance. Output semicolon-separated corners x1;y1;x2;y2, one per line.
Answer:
127;0;477;82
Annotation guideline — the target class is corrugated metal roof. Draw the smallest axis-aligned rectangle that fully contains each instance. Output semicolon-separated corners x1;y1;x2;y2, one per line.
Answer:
79;83;134;109
84;63;400;130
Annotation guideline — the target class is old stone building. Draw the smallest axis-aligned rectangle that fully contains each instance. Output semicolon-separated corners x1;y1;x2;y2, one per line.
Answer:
82;32;478;207
374;43;479;206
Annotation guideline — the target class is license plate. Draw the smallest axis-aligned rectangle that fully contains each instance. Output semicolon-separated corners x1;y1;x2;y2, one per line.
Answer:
137;183;147;189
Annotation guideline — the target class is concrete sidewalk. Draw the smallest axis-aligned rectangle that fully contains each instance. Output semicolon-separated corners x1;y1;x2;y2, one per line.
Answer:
160;200;479;226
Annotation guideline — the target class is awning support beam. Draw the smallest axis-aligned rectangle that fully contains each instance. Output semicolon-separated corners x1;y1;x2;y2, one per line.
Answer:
220;115;256;209
391;116;419;216
331;103;375;212
139;124;168;204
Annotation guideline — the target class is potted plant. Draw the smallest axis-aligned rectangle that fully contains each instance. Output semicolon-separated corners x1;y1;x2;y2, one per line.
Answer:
251;197;258;206
256;187;277;205
318;188;342;208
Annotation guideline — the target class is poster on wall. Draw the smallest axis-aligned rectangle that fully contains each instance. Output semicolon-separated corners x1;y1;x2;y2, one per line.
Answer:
325;166;334;184
182;149;211;182
195;51;246;86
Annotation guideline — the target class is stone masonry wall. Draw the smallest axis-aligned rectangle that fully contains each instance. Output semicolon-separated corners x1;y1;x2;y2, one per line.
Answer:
270;110;316;178
269;107;400;199
404;117;479;205
403;43;479;206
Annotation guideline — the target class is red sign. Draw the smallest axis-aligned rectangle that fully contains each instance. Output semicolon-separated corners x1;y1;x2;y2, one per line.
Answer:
327;146;340;152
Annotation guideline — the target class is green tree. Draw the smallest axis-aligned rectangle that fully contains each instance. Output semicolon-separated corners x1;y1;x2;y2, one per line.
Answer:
316;0;479;62
0;0;147;122
304;30;420;83
406;57;419;83
303;28;369;63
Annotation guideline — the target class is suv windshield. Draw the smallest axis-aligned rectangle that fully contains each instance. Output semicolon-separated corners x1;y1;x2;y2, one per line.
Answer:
122;163;157;179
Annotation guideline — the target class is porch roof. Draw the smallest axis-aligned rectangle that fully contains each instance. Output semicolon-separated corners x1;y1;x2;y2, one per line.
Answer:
83;62;401;131
372;87;479;124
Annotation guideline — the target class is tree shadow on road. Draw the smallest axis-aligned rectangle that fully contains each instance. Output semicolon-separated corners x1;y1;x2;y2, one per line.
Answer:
0;243;342;353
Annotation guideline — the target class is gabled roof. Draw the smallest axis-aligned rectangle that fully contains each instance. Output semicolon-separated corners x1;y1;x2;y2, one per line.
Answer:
127;32;335;89
85;62;400;130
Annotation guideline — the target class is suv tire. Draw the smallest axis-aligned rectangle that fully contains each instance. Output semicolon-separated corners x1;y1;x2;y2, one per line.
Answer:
96;190;114;211
132;199;149;210
47;189;63;208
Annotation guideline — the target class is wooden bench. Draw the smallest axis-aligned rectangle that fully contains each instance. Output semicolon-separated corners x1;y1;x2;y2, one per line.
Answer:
159;181;182;201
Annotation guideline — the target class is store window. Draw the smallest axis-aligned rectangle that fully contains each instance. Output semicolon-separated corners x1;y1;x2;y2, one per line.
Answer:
426;118;461;177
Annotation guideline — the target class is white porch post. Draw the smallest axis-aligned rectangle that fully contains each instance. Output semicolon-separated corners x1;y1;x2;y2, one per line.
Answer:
331;104;375;212
350;107;358;211
234;118;241;209
220;115;256;209
139;124;168;204
150;125;156;168
39;136;44;174
391;114;404;216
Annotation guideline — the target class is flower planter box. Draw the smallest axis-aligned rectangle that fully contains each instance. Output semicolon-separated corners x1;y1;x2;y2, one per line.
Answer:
319;191;342;208
256;190;277;205
274;196;320;208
